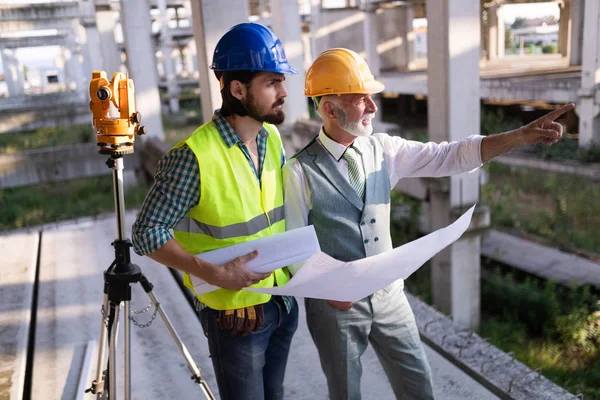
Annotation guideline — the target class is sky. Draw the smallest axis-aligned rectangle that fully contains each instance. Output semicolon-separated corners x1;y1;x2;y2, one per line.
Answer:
502;2;560;24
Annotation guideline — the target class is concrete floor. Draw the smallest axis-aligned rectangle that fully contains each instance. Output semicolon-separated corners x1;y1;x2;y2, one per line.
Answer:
2;212;500;399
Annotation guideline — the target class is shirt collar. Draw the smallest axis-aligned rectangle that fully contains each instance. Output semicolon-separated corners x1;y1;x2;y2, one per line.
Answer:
318;127;362;161
212;109;269;148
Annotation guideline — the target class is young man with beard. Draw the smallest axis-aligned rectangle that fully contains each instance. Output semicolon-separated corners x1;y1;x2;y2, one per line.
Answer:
132;23;299;400
283;48;573;400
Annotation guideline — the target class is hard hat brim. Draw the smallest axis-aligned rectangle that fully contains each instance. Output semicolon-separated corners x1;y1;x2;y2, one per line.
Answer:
209;65;298;75
304;79;385;97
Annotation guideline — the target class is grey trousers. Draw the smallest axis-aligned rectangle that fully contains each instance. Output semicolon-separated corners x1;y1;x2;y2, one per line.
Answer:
305;281;435;400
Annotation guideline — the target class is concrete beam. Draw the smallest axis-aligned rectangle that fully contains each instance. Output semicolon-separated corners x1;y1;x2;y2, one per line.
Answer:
378;70;580;103
0;19;73;33
120;0;164;140
0;34;68;49
426;0;483;329
190;0;249;122
0;2;79;21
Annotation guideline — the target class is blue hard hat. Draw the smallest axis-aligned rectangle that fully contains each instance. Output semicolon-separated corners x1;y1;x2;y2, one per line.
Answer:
210;23;298;74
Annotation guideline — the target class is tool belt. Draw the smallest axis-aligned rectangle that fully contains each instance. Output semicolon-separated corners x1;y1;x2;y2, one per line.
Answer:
217;305;265;336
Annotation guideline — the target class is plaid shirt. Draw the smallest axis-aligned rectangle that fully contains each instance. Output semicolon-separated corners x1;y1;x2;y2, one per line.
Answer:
132;110;292;310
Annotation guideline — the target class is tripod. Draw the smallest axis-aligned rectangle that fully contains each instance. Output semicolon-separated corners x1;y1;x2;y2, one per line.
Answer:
85;154;216;400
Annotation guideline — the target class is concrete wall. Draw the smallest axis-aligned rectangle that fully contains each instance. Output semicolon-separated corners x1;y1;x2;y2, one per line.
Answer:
312;8;366;57
0;93;90;133
0;143;141;189
376;6;413;71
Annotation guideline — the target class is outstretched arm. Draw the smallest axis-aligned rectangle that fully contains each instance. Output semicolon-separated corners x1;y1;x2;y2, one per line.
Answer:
481;103;574;163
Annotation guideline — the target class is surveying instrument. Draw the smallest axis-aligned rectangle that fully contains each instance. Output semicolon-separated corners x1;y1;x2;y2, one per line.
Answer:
85;71;215;400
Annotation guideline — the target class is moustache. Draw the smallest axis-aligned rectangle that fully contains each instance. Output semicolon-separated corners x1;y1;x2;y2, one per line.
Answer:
362;113;376;121
273;99;285;108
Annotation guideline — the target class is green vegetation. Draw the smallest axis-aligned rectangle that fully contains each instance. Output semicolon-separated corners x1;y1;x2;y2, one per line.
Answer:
481;269;600;399
480;107;523;136
531;139;600;163
0;175;148;231
0;124;93;153
390;191;600;398
482;163;600;254
481;107;600;163
541;44;558;54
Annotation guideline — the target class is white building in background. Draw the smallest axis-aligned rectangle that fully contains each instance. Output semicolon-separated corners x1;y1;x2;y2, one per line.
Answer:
413;26;427;58
511;23;559;46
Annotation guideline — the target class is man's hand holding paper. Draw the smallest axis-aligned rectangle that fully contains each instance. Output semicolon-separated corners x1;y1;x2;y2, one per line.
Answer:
191;225;321;295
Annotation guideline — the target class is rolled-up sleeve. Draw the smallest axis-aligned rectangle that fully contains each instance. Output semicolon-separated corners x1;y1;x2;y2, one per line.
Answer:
132;146;200;255
374;133;484;186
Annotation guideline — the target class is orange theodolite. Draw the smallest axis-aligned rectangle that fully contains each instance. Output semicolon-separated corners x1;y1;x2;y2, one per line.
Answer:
89;71;146;155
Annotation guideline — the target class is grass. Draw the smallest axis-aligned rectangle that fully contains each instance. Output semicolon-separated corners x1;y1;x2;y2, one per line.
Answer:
0;124;94;153
482;163;600;256
480;317;600;399
0;175;149;231
0;109;206;154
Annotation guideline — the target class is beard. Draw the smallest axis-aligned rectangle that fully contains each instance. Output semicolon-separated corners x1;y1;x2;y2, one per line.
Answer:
336;105;375;137
242;92;286;125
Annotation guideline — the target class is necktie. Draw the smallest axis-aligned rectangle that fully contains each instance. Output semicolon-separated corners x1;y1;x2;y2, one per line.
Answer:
343;146;365;201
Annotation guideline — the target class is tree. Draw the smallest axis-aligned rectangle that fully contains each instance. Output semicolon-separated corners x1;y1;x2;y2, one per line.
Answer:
511;17;526;29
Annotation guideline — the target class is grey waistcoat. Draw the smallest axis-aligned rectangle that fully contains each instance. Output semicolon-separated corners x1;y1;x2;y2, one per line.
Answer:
294;136;393;262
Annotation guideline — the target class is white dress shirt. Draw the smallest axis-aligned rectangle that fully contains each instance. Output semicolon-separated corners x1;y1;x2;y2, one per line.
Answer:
283;128;484;233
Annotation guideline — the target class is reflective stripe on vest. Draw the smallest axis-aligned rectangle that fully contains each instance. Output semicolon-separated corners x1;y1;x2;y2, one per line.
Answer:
174;205;285;239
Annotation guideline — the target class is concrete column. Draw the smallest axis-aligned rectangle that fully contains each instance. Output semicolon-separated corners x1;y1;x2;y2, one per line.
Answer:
82;26;103;77
119;0;164;140
1;48;25;96
497;6;505;58
62;41;85;96
578;0;600;147
190;0;249;122
558;0;571;58
309;0;321;61
96;9;122;76
404;6;416;69
486;5;504;59
426;0;483;329
487;5;498;60
189;42;198;76
362;1;380;77
272;0;309;125
569;0;584;65
78;0;102;84
157;0;180;113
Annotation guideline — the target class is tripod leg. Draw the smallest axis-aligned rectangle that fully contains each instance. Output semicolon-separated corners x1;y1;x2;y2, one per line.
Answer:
109;302;121;400
124;301;131;400
90;293;109;399
145;290;217;400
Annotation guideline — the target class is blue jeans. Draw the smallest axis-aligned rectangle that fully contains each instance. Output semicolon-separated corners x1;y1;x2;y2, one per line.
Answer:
198;296;299;400
306;281;434;400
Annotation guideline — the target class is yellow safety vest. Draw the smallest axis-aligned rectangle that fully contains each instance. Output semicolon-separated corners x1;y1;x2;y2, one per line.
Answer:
172;120;289;310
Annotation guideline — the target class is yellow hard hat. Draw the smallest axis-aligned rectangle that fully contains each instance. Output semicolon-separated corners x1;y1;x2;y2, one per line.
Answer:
304;48;385;97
